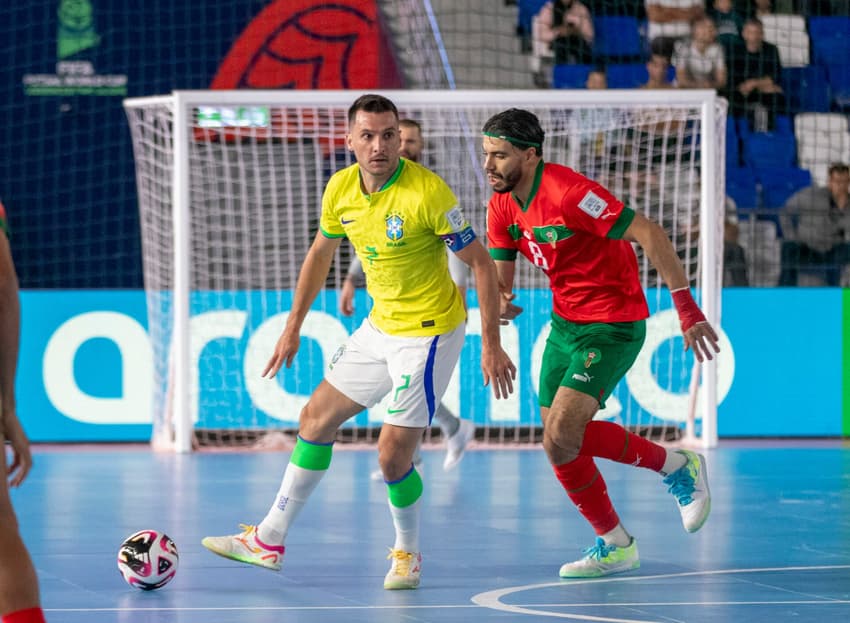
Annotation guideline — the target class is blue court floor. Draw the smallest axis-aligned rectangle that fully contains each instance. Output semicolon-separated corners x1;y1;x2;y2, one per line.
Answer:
13;441;850;622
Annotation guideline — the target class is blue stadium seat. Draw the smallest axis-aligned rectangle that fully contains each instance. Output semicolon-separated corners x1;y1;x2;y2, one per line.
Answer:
742;132;797;170
780;66;830;113
726;166;758;213
726;116;740;167
808;17;850;65
606;63;648;88
753;166;812;236
604;62;675;87
517;0;550;36
756;167;812;209
552;64;592;88
592;16;643;61
825;64;850;110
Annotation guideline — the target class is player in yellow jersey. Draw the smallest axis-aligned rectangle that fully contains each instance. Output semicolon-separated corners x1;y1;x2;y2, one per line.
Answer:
339;118;477;475
202;94;516;590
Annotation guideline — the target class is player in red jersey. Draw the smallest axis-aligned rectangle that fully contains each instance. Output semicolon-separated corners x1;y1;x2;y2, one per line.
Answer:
482;109;720;578
0;201;47;623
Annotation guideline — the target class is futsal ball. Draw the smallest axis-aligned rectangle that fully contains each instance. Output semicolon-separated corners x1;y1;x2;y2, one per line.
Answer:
117;530;179;590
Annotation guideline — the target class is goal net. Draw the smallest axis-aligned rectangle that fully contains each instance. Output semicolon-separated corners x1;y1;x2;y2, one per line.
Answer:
124;89;727;453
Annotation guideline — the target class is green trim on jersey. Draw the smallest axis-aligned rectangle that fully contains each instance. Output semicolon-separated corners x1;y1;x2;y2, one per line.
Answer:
511;160;545;212
489;247;518;261
361;158;406;198
534;224;573;245
606;206;635;239
320;226;347;239
0;220;8;239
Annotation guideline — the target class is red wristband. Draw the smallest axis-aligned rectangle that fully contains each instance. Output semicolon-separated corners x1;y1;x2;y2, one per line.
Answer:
671;288;706;333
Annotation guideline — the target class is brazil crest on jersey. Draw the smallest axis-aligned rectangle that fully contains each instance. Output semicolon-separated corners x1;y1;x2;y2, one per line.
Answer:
321;158;472;336
487;162;649;323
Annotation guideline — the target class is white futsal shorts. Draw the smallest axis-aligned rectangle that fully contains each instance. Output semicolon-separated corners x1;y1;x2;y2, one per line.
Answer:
325;318;465;428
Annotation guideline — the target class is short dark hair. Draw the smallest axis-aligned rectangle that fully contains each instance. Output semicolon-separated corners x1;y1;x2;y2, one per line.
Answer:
829;162;849;177
348;94;399;125
482;108;545;156
399;118;422;134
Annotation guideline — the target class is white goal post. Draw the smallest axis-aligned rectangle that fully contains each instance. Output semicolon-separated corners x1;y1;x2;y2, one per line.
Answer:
124;89;727;453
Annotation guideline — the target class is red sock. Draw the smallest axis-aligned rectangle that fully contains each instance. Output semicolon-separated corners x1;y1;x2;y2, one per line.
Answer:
579;421;666;472
553;456;619;535
3;608;46;623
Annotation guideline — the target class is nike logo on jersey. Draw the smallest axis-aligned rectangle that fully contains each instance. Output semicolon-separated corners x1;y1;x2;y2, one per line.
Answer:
341;217;356;225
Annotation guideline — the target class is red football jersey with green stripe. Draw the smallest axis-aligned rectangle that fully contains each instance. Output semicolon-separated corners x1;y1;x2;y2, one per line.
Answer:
487;162;649;323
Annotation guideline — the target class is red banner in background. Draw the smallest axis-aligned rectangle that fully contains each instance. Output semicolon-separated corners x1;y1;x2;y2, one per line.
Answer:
211;0;402;90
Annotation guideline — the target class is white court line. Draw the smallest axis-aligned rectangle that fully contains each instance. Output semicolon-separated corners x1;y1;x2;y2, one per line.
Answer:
470;564;850;623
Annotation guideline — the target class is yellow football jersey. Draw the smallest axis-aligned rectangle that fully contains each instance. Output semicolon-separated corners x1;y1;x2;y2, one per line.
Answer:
321;158;470;336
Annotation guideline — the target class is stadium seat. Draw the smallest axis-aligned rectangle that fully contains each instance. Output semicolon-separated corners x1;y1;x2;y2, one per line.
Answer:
761;15;810;67
808;17;850;65
825;64;850;110
606;63;648;88
552;64;592;88
780;66;830;113
756;166;812;209
726;116;740;167
605;62;674;88
725;166;758;213
592;16;643;61
794;112;850;184
742;132;797;170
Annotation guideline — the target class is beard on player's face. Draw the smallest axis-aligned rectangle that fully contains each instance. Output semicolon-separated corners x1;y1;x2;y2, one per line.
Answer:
491;165;521;193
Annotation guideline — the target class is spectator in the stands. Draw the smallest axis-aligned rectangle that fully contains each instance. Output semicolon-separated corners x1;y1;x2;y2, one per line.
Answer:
750;0;773;19
709;0;743;50
641;53;676;89
725;18;784;132
672;17;727;91
645;0;704;59
778;163;850;287
538;0;594;64
530;0;594;87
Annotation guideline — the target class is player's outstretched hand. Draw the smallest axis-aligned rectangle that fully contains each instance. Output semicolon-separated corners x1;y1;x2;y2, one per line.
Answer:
499;291;523;325
262;331;301;378
481;346;517;400
683;321;720;363
3;410;32;488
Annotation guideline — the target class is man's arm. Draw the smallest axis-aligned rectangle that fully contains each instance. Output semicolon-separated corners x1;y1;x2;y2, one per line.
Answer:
623;211;719;361
0;230;30;487
454;240;516;399
779;188;805;242
263;232;342;377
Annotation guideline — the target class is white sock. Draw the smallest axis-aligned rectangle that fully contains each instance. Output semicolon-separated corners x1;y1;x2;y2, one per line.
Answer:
601;523;632;548
661;449;687;476
257;463;326;545
433;403;460;437
388;498;421;552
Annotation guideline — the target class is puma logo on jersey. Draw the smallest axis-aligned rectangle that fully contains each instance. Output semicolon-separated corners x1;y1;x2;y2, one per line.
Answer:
600;209;618;220
572;372;593;383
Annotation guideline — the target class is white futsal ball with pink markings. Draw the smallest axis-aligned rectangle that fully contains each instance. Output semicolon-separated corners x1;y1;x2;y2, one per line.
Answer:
117;529;179;590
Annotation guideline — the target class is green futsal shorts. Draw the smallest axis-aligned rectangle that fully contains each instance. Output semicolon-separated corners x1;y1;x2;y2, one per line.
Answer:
538;314;646;409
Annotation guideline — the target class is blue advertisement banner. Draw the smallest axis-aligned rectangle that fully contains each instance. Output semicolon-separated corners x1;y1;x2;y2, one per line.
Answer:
15;289;845;442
